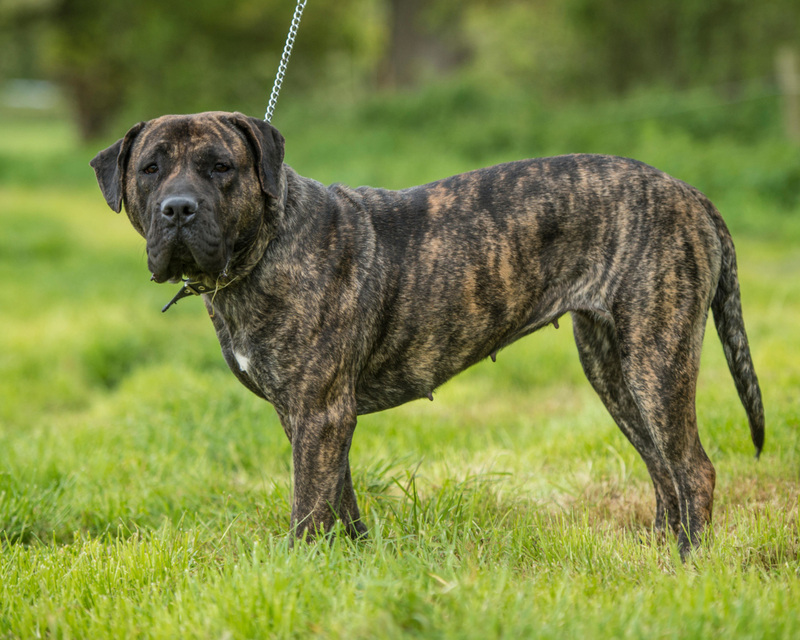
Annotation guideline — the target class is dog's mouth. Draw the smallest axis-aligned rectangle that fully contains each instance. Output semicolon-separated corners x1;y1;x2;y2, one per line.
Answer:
150;244;195;284
148;231;227;285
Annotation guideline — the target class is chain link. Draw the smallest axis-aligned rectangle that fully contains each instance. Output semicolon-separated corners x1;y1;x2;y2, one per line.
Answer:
265;0;308;123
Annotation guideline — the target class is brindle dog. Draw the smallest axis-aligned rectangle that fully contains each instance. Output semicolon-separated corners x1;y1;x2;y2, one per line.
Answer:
91;111;764;555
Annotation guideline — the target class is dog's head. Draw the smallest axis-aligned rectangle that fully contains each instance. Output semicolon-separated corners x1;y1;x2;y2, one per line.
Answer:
90;111;285;284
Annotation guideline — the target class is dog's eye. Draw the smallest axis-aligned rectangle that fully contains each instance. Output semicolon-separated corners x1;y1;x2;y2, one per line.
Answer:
214;163;230;173
143;164;159;175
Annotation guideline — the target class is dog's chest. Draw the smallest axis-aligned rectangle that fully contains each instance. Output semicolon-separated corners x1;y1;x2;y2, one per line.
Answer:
227;329;265;381
225;324;255;376
211;307;279;400
233;349;251;374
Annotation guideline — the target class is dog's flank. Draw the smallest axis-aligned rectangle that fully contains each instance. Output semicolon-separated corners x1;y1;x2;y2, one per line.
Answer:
91;111;764;556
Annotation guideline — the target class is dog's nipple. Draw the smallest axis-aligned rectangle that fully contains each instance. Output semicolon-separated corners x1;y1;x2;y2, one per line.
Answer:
426;391;434;401
553;318;560;329
490;351;497;363
151;273;156;282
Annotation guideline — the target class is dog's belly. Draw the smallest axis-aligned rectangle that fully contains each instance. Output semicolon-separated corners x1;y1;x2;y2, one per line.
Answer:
352;292;575;414
354;338;495;415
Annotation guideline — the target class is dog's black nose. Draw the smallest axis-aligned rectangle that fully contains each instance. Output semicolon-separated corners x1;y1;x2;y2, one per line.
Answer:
160;196;198;224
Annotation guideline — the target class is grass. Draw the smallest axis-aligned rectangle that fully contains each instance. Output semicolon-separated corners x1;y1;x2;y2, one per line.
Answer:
1;83;800;638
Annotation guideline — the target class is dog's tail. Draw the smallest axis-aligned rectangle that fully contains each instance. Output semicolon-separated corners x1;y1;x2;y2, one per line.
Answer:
701;193;765;458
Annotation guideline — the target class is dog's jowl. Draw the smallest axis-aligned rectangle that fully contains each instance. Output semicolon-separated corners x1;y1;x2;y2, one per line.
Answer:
91;111;764;555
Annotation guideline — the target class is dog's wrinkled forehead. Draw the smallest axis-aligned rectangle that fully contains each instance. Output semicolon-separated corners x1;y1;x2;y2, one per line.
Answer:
132;113;250;165
91;110;285;214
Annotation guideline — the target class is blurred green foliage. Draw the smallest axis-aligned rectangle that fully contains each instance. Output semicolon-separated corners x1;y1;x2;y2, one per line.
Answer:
1;0;798;140
0;0;385;137
568;0;800;92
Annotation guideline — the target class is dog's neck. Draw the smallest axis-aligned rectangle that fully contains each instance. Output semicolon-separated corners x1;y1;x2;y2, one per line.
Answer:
225;170;288;281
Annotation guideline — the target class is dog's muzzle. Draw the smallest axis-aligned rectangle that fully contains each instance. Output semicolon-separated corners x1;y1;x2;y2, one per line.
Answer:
147;198;227;284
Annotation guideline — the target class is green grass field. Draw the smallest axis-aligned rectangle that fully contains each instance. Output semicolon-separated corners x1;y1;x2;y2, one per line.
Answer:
1;86;800;638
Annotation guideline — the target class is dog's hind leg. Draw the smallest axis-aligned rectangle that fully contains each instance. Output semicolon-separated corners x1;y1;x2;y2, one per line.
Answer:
613;294;716;556
571;311;680;534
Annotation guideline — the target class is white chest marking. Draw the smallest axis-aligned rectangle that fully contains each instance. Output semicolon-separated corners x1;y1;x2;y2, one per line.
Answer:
234;351;250;373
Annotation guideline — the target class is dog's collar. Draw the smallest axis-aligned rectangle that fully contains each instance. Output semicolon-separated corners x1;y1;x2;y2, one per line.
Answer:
161;272;246;313
161;280;212;312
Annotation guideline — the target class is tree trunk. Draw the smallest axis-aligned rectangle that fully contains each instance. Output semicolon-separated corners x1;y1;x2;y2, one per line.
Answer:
378;0;467;89
64;68;127;141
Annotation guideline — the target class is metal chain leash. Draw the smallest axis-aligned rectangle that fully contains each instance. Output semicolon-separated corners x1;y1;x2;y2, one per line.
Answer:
264;0;308;123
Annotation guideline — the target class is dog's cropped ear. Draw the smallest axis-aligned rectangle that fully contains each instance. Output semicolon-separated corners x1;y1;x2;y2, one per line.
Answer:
226;113;285;200
89;121;146;213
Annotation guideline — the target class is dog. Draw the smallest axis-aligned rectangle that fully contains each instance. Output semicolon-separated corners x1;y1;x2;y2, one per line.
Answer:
90;111;764;555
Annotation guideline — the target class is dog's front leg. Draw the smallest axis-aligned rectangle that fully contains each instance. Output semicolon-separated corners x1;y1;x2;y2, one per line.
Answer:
287;394;366;541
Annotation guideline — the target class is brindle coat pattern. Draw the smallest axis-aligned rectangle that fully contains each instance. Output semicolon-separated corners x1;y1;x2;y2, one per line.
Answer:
91;111;765;554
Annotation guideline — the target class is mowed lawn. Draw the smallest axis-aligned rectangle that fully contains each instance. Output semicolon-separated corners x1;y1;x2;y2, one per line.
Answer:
1;105;799;638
